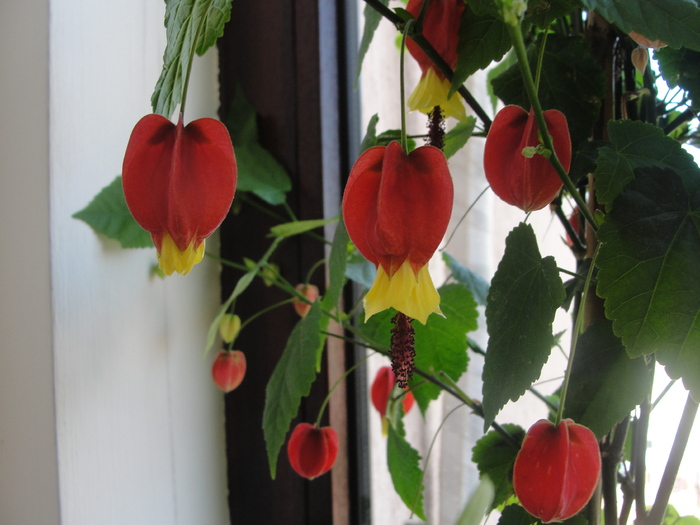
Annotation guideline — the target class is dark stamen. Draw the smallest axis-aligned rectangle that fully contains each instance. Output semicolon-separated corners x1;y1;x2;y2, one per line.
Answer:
390;312;416;389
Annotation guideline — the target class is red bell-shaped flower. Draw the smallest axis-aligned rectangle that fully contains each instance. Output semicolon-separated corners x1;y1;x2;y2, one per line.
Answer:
122;113;237;275
287;423;339;480
211;350;246;393
406;0;466;121
342;141;453;324
513;419;601;523
371;366;415;435
484;105;571;212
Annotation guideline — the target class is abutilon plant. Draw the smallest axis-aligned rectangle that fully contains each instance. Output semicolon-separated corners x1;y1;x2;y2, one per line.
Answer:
406;0;466;121
122;113;237;275
211;350;247;393
483;105;571;212
286;423;339;480
371;366;415;435
513;419;601;523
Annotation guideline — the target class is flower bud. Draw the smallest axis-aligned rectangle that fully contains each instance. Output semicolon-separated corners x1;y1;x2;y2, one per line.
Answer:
292;284;320;318
219;313;241;344
211;350;247;393
513;419;601;523
287;423;338;479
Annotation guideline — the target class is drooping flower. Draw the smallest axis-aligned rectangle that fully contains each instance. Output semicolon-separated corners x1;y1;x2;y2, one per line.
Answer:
484;105;571;212
513;419;601;523
406;0;467;121
211;350;247;393
371;366;415;435
287;423;339;479
122;113;237;275
342;141;453;325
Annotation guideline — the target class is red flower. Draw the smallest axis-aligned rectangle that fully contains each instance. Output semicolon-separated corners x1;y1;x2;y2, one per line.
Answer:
122;113;237;275
292;283;320;318
484;105;571;212
211;350;247;393
406;0;466;121
371;366;415;435
342;141;453;324
513;419;601;523
287;423;339;479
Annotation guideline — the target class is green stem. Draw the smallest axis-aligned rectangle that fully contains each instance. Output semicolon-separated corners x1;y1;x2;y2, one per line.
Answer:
505;21;598;232
399;20;414;151
534;30;548;94
314;353;372;428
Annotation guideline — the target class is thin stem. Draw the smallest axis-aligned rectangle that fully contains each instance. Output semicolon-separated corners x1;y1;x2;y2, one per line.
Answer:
634;398;652;522
399;20;414;151
505;20;598;232
314;353;373;428
442;185;490;249
534;30;549;94
602;415;631;525
647;394;699;525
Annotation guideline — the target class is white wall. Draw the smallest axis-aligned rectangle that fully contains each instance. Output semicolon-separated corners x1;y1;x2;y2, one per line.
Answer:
1;1;230;524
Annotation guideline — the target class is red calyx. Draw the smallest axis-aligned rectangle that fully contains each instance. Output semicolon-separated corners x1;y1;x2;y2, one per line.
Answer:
484;105;571;212
287;423;339;480
292;283;320;318
371;366;415;417
406;0;465;74
513;419;601;523
211;350;247;393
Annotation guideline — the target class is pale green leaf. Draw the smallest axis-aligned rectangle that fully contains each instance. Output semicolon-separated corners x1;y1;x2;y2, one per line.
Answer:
269;218;336;239
387;421;426;520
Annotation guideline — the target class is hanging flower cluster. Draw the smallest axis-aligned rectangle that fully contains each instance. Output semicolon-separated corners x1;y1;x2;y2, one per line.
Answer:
122;113;237;275
286;423;339;480
342;141;453;325
513;419;601;523
483;105;571;212
406;0;467;121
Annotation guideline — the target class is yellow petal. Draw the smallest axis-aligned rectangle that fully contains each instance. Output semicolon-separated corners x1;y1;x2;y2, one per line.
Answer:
157;233;205;275
407;68;467;122
364;261;441;324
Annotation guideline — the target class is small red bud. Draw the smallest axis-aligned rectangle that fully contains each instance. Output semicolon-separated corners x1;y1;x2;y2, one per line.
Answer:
211;350;247;393
371;366;415;417
287;423;338;479
513;419;601;523
292;284;320;318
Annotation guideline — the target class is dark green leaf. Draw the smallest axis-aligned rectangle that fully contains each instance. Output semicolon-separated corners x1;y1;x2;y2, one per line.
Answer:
443;117;477;159
322;218;349;313
569;140;608;185
595;120;700;210
528;0;581;28
72;176;153;249
356;0;390;89
387;421;426;520
482;223;566;431
443;252;490;306
151;0;233;117
450;5;511;97
580;0;700;52
263;302;328;478
360;114;380;152
471;424;525;509
224;86;292;205
656;47;700;109
359;284;478;413
497;504;538;525
491;34;605;148
596;167;700;399
564;320;653;438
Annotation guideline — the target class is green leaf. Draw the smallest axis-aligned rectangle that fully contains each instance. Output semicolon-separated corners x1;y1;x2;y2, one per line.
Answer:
595;120;700;210
482;223;566;431
454;476;496;525
450;5;511;97
491;34;605;149
346;247;376;289
443;117;477;159
564;320;654;439
580;0;700;52
443;252;490;305
360;114;380;152
268;218;336;238
656;46;700;109
528;0;580;28
359;284;479;413
224;86;292;205
471;424;525;510
497;504;538;525
387;421;426;520
204;238;282;355
596;167;700;399
356;0;389;89
151;0;233;117
263;301;327;479
321;218;349;313
72;176;153;249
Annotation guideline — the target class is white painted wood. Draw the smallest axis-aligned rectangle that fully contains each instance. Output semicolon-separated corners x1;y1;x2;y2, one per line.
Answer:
1;1;230;524
0;2;61;524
